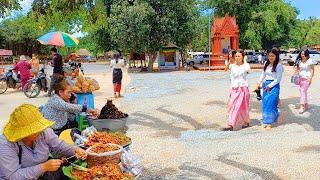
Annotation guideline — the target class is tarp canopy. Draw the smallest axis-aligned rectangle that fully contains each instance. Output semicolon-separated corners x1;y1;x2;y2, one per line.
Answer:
76;49;91;56
0;49;13;56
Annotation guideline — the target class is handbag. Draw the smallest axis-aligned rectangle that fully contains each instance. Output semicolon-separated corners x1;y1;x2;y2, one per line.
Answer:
291;74;300;85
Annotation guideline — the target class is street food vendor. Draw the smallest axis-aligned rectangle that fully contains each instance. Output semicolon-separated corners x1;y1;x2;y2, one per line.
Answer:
0;104;87;180
41;78;94;135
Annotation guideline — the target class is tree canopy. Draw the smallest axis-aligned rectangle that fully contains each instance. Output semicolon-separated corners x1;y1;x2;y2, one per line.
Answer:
0;0;319;66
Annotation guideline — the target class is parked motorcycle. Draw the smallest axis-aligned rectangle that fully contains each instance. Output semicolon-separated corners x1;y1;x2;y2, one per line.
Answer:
0;67;21;94
24;68;48;98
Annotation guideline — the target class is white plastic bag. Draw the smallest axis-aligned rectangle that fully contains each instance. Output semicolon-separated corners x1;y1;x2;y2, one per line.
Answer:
81;126;97;138
121;149;143;176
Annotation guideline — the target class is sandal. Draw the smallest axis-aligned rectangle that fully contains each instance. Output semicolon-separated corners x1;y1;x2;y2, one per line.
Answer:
265;125;272;130
242;123;250;129
222;126;233;131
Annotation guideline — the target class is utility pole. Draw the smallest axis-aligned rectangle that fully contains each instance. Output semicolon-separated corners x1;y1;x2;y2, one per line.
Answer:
208;8;214;71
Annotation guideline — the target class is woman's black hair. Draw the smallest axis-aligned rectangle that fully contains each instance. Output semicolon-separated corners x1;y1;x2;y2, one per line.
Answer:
50;47;57;53
263;48;279;72
296;49;310;65
52;75;69;94
236;49;245;59
228;50;236;61
114;52;121;63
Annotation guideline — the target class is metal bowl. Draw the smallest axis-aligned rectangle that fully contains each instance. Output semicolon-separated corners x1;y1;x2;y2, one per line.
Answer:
88;118;127;131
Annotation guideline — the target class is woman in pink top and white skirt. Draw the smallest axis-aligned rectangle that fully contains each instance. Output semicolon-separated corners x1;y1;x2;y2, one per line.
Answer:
295;49;316;114
223;49;251;131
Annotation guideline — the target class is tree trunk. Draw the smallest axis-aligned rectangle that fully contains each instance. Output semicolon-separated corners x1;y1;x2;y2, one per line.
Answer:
147;52;157;72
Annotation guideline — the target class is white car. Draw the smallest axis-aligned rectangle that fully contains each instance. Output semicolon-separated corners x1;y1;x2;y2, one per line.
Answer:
282;50;300;66
279;51;288;61
245;51;258;63
187;54;210;66
309;50;320;64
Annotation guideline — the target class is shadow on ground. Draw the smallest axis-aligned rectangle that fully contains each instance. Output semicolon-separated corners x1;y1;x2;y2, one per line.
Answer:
251;97;320;131
215;153;281;180
178;163;227;180
128;105;222;137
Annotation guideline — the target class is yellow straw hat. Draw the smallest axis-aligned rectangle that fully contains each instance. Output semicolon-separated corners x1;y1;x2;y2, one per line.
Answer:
3;104;55;142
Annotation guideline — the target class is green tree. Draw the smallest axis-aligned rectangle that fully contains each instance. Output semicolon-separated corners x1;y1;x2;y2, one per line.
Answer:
0;0;20;18
109;0;197;71
286;18;320;48
191;14;210;52
204;0;298;49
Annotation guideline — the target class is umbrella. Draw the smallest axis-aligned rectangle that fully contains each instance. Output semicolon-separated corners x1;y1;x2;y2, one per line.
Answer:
37;31;79;47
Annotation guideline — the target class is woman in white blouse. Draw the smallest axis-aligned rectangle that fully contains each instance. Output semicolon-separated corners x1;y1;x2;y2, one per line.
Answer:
256;48;284;129
295;49;316;114
110;52;125;98
223;49;250;131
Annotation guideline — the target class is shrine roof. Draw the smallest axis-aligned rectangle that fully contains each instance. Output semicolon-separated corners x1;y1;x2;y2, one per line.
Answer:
212;15;239;34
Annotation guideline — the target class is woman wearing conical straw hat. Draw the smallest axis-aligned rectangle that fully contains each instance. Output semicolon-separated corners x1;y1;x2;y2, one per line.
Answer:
0;104;87;179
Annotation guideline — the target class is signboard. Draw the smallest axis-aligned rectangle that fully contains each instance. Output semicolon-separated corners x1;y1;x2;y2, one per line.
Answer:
0;49;13;56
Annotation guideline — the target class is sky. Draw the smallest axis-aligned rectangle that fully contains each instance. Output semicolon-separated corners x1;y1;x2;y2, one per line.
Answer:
286;0;320;19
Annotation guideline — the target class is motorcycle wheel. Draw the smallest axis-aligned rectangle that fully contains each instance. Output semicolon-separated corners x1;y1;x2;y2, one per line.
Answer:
0;79;8;94
24;81;41;98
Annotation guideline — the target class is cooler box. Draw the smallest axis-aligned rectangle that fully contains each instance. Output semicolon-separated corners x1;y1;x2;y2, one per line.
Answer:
76;93;94;109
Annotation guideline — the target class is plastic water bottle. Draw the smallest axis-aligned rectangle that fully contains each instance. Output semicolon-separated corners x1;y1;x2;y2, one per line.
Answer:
84;97;87;107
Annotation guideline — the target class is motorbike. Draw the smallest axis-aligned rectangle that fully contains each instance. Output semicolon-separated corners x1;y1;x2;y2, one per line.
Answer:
24;68;48;98
0;67;21;94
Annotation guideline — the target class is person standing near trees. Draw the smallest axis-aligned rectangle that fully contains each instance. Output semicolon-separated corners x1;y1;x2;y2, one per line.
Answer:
256;48;283;129
110;52;125;98
223;49;251;131
48;48;63;96
294;49;316;114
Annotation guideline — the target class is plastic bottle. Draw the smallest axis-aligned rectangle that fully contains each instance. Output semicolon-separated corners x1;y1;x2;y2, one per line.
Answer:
84;97;87;107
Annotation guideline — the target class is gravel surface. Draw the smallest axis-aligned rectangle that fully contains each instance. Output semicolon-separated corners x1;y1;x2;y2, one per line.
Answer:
1;64;320;179
121;66;320;179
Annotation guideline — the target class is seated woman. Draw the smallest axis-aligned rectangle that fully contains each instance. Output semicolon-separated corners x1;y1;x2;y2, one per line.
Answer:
0;104;87;180
41;79;93;135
